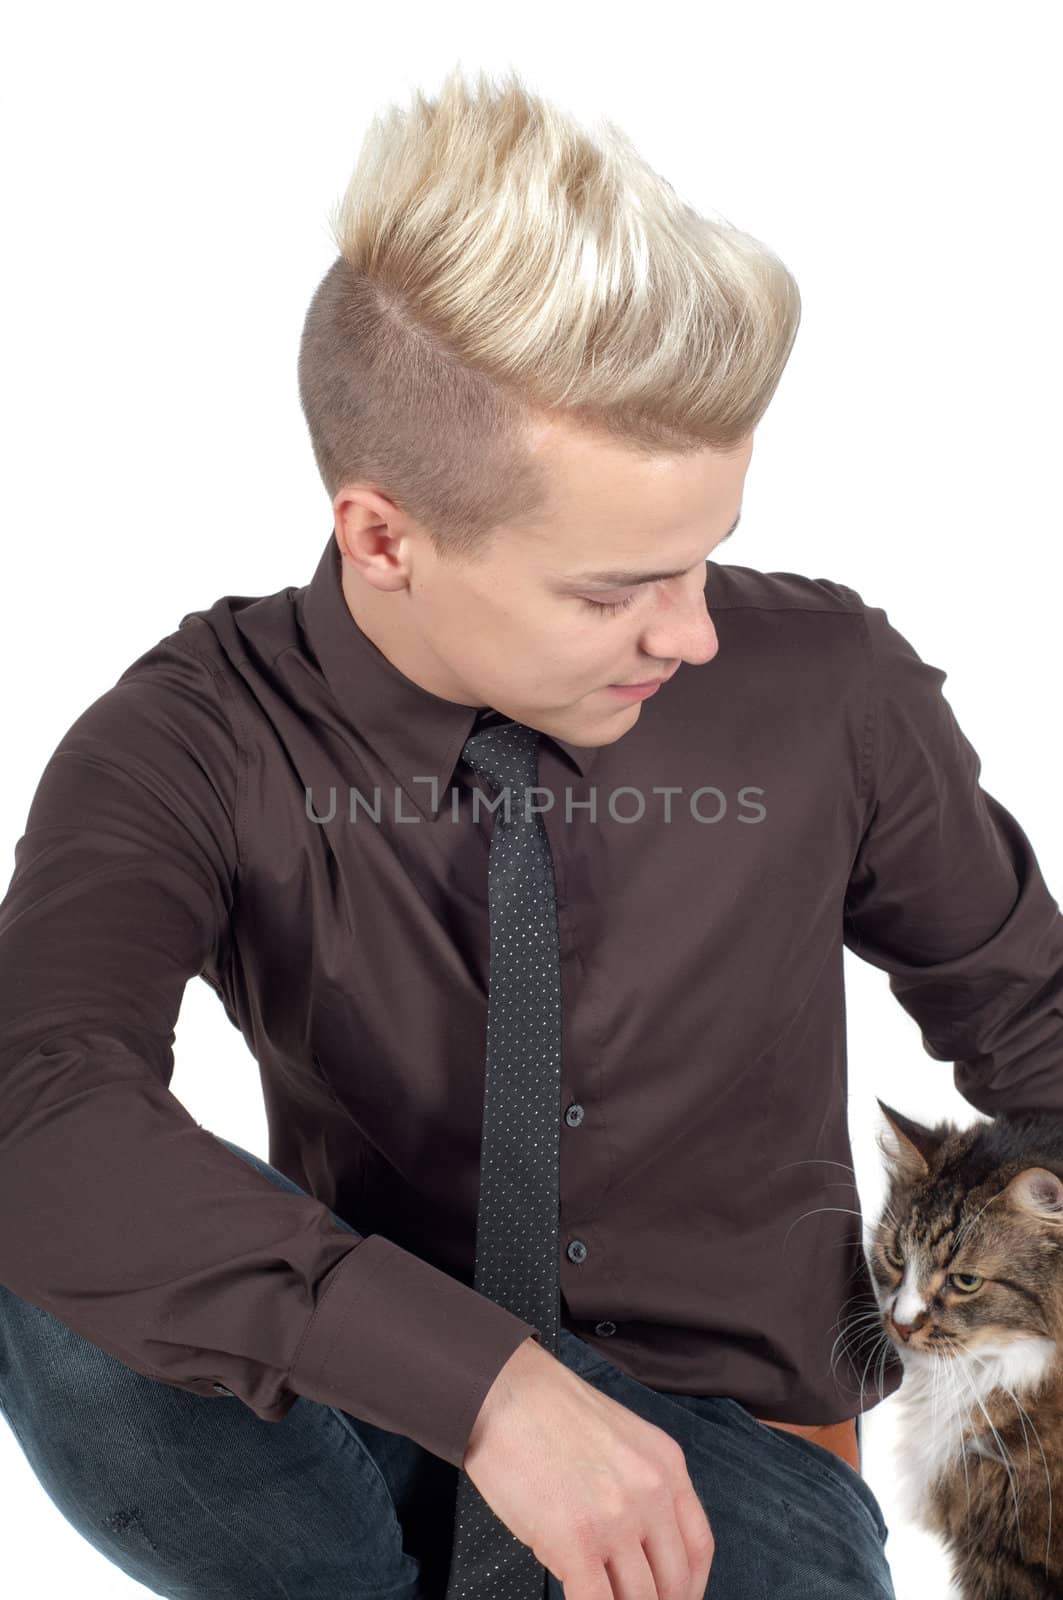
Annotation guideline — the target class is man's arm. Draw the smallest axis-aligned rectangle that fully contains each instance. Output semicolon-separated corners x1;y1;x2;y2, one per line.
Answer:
838;589;1063;1116
0;628;538;1467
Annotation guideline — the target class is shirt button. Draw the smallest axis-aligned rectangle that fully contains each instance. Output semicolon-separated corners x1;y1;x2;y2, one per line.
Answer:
567;1239;588;1264
594;1320;617;1337
564;1103;584;1127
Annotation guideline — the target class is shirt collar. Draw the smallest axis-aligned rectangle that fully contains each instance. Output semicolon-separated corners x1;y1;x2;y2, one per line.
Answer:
298;531;601;819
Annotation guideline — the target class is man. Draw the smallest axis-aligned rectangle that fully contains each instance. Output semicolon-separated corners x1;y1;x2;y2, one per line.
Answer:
2;65;1061;1600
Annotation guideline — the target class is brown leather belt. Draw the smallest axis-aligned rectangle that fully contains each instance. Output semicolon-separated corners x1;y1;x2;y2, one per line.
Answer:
754;1415;860;1474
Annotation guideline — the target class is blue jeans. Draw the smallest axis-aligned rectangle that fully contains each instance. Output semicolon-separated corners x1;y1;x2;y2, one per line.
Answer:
0;1136;895;1598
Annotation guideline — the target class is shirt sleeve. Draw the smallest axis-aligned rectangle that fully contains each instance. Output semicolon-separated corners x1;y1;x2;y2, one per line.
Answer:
0;629;538;1469
839;591;1063;1116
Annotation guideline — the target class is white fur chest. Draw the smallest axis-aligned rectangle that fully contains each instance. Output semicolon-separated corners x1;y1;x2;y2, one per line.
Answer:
889;1337;1057;1528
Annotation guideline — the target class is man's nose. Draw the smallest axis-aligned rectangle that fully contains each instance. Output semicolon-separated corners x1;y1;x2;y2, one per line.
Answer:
643;592;718;667
682;608;719;666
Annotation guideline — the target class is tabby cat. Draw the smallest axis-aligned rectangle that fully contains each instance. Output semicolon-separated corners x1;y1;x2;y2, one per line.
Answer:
867;1100;1063;1599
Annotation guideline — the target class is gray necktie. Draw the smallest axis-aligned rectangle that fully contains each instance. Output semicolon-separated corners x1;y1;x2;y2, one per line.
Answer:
444;717;563;1600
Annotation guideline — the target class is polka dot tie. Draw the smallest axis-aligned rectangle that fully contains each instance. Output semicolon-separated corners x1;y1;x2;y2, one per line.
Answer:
443;718;562;1600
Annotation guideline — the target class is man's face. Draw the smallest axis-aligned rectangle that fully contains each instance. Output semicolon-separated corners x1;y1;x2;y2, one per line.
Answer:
335;414;754;749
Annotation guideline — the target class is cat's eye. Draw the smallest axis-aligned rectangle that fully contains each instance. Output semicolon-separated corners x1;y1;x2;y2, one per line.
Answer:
948;1272;983;1294
883;1244;904;1270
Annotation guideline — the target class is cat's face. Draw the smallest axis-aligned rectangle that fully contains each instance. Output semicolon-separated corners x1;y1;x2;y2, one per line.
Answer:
869;1101;1063;1370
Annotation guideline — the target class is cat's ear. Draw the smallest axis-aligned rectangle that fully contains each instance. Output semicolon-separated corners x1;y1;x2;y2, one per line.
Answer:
876;1099;945;1180
1001;1166;1063;1222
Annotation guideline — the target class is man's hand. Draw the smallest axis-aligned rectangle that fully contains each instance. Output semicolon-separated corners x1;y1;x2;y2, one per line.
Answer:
461;1335;715;1598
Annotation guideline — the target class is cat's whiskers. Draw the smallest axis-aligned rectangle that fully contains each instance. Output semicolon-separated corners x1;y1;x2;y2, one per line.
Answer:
875;1327;893;1429
837;1287;882;1315
826;1306;887;1409
771;1158;859;1180
781;1204;864;1255
857;1320;893;1417
828;1311;890;1400
832;1307;886;1343
830;1304;886;1351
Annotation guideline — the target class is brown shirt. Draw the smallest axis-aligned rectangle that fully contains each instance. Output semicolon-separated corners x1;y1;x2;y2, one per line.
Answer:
2;530;1061;1473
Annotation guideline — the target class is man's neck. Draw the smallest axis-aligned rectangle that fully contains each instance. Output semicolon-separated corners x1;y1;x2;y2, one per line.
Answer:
339;553;485;710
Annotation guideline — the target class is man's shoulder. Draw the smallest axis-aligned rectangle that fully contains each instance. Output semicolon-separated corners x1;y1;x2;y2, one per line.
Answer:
173;577;301;673
706;559;866;618
83;579;300;757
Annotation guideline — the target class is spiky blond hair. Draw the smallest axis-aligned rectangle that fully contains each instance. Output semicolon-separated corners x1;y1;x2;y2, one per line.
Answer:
297;64;801;560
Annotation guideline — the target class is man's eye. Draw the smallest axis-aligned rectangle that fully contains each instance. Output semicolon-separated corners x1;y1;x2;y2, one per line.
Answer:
581;593;639;615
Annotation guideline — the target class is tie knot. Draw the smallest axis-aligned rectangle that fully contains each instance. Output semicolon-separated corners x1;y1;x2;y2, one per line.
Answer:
460;718;542;802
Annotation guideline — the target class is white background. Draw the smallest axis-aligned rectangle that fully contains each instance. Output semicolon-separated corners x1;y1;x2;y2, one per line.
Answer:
2;3;1061;1595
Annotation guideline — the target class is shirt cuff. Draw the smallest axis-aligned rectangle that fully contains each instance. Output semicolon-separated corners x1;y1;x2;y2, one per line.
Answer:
287;1234;542;1468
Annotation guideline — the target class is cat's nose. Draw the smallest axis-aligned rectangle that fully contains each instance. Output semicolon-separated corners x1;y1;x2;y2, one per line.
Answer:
891;1311;927;1342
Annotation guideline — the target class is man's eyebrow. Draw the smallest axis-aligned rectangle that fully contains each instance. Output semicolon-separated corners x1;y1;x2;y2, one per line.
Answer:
552;510;741;591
